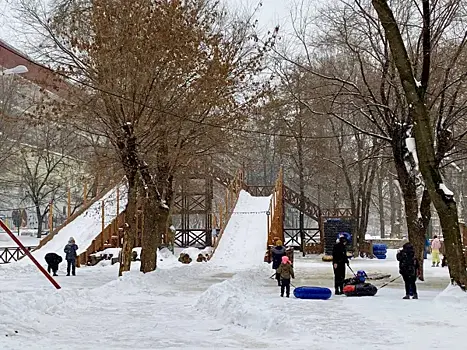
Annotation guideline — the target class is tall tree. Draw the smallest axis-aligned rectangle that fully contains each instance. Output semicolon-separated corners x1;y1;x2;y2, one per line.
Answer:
20;0;271;275
371;0;467;288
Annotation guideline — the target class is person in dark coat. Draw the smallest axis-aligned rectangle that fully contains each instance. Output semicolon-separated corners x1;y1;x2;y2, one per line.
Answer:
271;240;286;286
397;242;420;299
44;252;62;276
332;236;349;295
64;237;78;276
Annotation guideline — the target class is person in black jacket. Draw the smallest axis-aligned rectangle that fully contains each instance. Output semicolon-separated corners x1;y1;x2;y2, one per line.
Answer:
44;252;63;276
332;236;349;295
271;240;286;286
397;242;420;299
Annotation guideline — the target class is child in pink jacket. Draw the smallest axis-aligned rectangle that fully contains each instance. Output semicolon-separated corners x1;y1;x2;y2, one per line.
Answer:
431;235;442;267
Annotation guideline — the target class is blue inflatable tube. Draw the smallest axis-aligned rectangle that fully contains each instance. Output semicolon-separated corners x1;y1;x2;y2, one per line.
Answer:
293;286;332;300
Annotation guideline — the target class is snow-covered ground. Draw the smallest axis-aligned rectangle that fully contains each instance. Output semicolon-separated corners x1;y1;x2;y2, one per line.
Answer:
0;190;465;350
0;233;40;248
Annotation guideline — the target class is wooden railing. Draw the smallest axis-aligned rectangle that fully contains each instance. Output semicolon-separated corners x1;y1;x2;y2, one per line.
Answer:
0;246;36;264
211;169;245;256
77;210;127;266
267;168;284;247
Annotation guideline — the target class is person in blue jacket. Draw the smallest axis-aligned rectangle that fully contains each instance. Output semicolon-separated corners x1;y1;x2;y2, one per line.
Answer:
64;237;78;276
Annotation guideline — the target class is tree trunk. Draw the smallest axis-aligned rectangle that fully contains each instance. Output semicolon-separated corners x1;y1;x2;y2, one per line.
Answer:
119;177;137;276
36;204;43;238
389;177;396;238
140;197;170;273
393;146;427;280
297;122;306;256
118;125;139;277
377;165;386;238
372;0;467;287
139;135;174;273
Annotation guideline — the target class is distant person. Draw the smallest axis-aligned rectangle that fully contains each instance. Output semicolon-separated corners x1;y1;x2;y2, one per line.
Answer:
44;252;62;276
431;235;442;267
277;256;294;298
397;242;420;299
271;240;286;286
332;236;349;295
64;237;78;276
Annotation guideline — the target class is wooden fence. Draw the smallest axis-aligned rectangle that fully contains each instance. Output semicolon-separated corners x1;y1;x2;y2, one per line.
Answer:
0;246;36;264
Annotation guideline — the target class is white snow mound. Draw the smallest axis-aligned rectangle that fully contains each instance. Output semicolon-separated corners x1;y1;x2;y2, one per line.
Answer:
434;284;467;306
196;267;294;333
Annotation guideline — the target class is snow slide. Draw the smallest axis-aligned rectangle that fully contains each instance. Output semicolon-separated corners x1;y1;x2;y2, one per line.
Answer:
23;184;127;263
210;190;271;268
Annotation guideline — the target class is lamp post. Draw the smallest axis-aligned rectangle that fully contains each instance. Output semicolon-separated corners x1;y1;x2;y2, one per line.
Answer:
1;65;28;76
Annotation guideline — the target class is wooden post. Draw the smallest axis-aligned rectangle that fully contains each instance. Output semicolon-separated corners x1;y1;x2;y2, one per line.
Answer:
116;186;120;214
48;201;53;232
67;186;71;219
219;204;223;229
83;183;88;206
101;200;105;233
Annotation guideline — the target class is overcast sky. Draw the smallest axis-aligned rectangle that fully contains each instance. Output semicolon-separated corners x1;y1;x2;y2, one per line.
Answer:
0;0;298;54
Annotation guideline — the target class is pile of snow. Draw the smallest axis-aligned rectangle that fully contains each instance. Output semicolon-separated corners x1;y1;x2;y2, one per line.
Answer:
196;267;295;333
434;284;467;305
210;190;271;269
21;184;128;263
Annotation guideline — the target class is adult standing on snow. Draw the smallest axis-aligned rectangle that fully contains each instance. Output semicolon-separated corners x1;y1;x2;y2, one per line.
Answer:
271;240;286;286
431;235;442;267
397;242;420;299
332;236;349;295
64;237;78;276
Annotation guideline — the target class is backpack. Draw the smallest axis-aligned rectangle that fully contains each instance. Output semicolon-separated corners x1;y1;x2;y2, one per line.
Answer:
399;249;416;276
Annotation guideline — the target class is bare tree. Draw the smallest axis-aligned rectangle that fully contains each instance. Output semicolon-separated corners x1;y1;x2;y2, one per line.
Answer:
13;123;80;237
18;0;272;275
371;0;467;288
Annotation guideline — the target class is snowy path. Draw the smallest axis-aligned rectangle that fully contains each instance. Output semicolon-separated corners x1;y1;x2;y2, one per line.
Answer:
0;249;463;349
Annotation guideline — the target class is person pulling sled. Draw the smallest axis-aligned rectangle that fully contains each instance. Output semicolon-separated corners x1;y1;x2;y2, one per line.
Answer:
397;242;420;299
332;235;349;295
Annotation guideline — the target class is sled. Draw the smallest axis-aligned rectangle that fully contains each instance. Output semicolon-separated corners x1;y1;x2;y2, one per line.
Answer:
293;286;332;300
